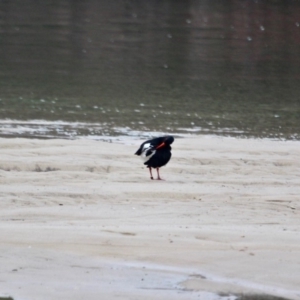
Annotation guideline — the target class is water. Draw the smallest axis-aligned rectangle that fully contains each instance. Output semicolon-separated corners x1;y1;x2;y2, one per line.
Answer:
1;0;300;140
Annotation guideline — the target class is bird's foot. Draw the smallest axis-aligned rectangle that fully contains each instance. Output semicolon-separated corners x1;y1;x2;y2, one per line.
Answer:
150;176;154;180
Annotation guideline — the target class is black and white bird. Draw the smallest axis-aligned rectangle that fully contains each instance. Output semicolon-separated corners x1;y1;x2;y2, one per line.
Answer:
134;136;174;180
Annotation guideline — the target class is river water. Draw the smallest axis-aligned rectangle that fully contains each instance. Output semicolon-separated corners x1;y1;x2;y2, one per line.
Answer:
1;0;300;140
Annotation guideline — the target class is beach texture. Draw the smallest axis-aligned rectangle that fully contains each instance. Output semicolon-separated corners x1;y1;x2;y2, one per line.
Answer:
0;136;299;300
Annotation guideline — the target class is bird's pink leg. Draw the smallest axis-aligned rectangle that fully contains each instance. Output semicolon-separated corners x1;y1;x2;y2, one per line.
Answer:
149;167;154;180
156;168;164;180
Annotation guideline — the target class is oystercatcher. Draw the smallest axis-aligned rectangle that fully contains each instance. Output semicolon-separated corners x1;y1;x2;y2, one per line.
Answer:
135;136;174;180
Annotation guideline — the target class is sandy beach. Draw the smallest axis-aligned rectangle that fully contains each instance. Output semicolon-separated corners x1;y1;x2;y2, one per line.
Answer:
0;135;299;300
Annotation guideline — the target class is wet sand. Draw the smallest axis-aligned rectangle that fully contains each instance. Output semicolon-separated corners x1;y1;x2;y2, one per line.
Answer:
0;136;299;300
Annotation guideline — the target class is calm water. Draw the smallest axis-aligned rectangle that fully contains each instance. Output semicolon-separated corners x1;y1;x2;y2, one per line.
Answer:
1;0;300;139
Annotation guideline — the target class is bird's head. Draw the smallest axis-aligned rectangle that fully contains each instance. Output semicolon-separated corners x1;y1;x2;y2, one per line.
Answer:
156;136;174;149
164;136;174;145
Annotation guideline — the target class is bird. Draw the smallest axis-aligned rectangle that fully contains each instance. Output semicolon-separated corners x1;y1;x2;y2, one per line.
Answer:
134;136;174;180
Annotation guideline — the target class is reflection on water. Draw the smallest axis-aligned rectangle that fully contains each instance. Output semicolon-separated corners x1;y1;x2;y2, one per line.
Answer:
0;0;300;139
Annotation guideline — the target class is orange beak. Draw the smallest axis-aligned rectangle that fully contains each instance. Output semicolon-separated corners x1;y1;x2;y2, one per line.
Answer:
156;142;165;149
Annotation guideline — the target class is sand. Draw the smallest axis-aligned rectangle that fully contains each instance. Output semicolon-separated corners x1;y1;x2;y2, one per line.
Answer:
0;135;299;300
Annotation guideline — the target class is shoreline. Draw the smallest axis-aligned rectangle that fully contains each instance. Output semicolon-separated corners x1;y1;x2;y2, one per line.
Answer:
1;119;300;141
0;135;299;300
